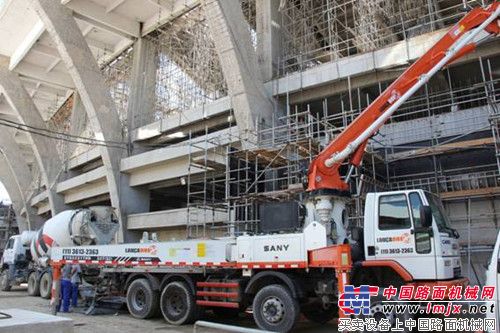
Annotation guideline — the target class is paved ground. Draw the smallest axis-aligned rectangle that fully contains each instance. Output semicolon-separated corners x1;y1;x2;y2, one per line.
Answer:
0;285;337;332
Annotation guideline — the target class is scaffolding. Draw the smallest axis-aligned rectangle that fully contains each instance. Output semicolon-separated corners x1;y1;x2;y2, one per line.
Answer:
148;6;227;120
102;47;134;128
278;0;492;75
186;127;232;239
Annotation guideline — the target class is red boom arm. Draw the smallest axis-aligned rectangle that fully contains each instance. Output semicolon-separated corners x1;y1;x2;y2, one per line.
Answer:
307;2;500;193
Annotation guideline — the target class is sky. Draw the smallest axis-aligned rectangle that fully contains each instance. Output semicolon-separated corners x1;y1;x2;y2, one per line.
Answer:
0;181;11;204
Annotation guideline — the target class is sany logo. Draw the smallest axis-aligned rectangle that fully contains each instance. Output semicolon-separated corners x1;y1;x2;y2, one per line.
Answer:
338;285;379;315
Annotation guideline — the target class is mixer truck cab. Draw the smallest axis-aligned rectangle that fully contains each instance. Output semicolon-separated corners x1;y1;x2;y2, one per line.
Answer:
359;190;462;281
0;235;30;291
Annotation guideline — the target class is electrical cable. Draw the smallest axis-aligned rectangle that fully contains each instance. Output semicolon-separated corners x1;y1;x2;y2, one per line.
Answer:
0;118;125;145
0;121;126;150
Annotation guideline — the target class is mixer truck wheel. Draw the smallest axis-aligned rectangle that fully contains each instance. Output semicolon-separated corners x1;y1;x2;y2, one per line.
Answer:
252;284;300;332
0;270;11;291
39;271;52;299
126;278;159;319
27;272;40;296
160;281;198;325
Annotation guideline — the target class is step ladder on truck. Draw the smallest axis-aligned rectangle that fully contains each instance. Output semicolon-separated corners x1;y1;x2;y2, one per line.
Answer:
49;3;500;332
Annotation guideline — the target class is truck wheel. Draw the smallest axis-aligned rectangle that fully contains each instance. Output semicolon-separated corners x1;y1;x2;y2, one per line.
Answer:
302;303;338;324
252;284;299;332
0;270;11;291
160;281;197;325
39;272;52;299
27;272;40;296
126;278;159;319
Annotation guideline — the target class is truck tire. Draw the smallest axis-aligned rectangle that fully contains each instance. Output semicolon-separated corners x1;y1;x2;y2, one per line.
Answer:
126;278;159;319
27;272;40;296
39;271;52;299
0;270;11;291
252;284;299;332
160;281;197;325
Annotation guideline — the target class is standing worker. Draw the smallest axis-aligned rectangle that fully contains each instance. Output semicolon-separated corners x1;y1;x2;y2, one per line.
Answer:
70;263;81;308
59;264;72;312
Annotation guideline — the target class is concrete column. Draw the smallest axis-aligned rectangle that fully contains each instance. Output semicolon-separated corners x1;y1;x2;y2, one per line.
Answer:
202;0;275;141
0;63;68;217
127;37;158;133
256;0;282;82
28;0;149;242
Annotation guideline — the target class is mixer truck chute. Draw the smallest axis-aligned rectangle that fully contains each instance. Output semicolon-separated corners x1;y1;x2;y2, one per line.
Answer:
0;207;118;296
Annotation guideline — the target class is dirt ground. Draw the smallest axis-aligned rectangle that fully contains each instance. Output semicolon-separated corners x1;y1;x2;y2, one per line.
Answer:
0;285;337;333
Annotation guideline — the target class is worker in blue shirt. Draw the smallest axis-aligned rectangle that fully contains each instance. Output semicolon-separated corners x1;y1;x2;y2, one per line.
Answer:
59;264;72;312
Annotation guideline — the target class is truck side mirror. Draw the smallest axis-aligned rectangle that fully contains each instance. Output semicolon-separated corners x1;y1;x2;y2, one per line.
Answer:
420;206;433;228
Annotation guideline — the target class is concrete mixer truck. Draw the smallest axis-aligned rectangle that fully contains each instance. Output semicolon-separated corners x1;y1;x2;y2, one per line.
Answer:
0;206;119;298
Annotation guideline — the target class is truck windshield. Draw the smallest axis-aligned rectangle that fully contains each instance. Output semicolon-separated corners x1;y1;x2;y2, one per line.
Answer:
425;192;455;235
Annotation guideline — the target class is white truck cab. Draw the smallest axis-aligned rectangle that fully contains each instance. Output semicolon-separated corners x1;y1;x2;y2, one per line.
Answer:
1;235;28;291
485;231;500;331
1;235;23;267
363;189;461;281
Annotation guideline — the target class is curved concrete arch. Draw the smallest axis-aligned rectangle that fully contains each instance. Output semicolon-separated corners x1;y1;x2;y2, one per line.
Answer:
28;0;149;242
0;63;68;217
0;129;41;230
0;154;31;232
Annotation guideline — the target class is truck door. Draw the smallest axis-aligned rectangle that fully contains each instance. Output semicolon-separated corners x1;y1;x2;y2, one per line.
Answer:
374;192;437;280
1;237;16;265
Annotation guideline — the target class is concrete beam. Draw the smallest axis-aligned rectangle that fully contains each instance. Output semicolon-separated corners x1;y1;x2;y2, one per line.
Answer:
9;19;45;71
202;0;275;140
131;96;232;142
128;207;228;229
0;62;68;217
63;0;139;39
28;0;148;242
56;165;106;193
145;0;174;10
142;0;199;37
105;0;126;14
268;29;500;103
67;146;101;170
14;62;75;89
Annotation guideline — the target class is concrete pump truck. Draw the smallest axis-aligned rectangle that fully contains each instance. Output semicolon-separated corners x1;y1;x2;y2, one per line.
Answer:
48;3;500;332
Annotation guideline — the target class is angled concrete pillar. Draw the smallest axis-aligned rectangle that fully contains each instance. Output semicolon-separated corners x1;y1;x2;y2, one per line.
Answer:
0;63;68;217
28;0;149;242
0;130;41;230
202;0;275;141
256;0;283;82
127;37;158;133
66;93;88;162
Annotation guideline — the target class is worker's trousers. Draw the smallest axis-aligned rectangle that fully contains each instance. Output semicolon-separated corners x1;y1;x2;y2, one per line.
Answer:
59;279;71;312
71;282;79;307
